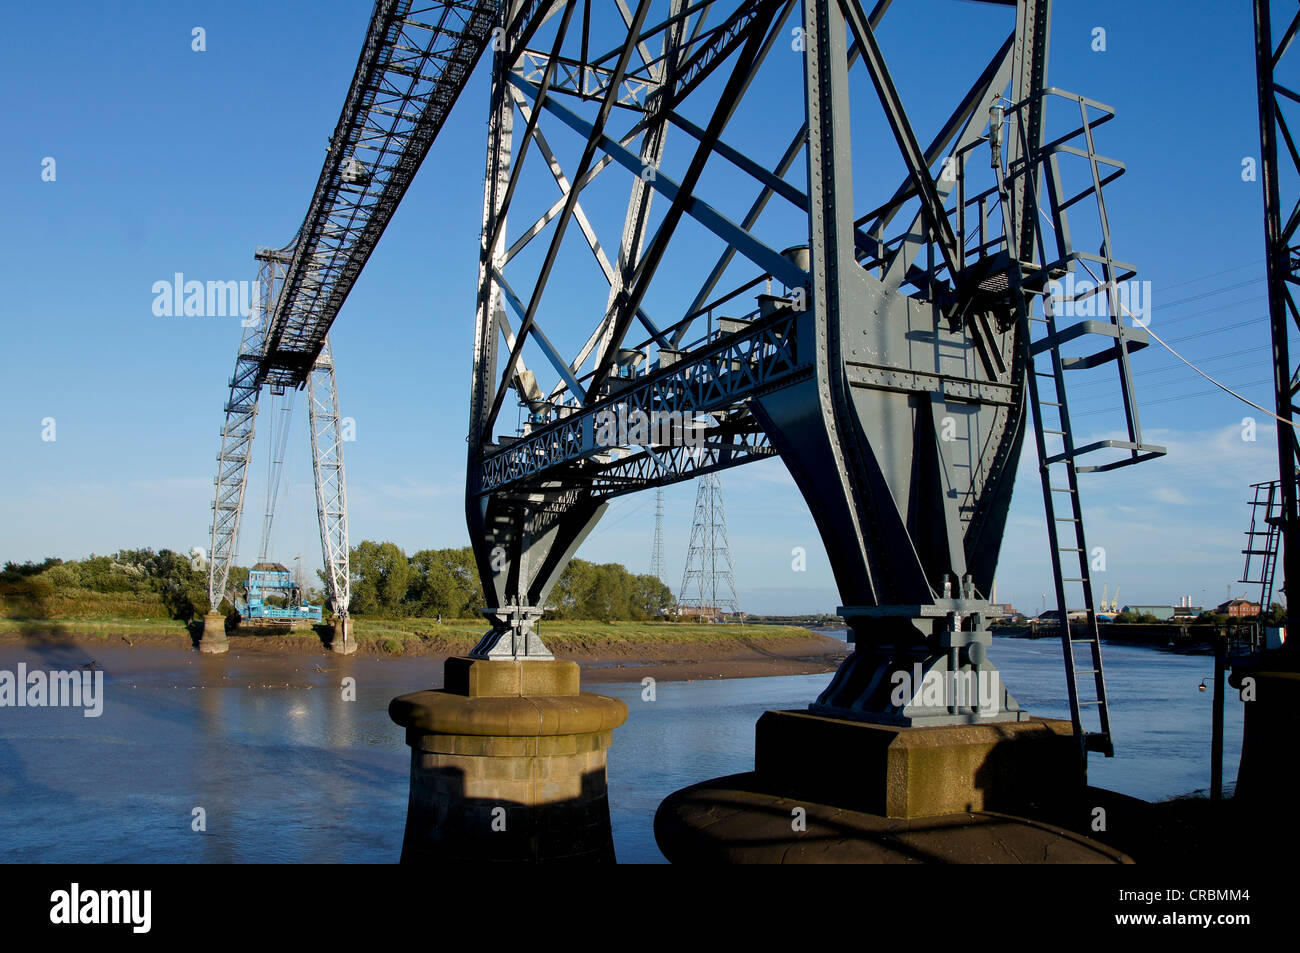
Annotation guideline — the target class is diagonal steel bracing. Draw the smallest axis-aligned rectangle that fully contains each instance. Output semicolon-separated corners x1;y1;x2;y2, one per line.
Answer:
208;250;280;612
461;0;1163;764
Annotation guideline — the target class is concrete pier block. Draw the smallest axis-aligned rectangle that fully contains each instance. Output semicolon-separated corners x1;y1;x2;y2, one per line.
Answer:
654;710;1112;863
330;616;357;655
389;657;627;863
753;710;1082;819
198;611;229;655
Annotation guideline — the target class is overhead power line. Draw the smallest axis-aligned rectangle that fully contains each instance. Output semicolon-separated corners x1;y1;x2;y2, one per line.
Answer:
1070;259;1294;427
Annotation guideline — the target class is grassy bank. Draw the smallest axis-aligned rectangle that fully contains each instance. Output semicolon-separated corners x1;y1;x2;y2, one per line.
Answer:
347;617;819;655
0;586;173;621
0;584;182;640
0;604;824;657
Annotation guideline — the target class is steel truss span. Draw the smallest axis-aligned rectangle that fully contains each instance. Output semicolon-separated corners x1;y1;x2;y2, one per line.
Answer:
465;0;1163;760
201;0;1164;756
261;0;498;389
206;0;500;639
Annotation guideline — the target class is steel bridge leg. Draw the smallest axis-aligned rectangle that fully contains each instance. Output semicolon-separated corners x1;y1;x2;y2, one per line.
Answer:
1255;0;1300;644
308;336;353;654
204;255;281;652
738;0;1031;725
464;1;618;659
465;488;607;658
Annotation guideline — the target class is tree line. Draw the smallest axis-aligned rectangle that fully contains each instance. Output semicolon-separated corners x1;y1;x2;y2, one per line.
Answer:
1112;604;1285;626
1;550;210;620
347;542;675;620
2;542;675;622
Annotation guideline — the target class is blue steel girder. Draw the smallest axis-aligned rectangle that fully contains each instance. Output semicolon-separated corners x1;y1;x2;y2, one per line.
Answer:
478;1;1036;467
476;306;807;494
583;431;778;499
513;49;664;108
507;69;807;295
466;0;1028;511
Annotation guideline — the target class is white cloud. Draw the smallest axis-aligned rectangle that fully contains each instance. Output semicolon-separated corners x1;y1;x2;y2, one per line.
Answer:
1150;485;1191;506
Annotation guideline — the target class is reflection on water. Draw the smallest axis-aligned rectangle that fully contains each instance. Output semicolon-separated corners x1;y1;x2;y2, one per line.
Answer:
0;636;1240;863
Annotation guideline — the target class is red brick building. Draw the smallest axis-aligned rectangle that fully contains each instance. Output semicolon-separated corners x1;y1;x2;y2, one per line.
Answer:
1215;598;1261;618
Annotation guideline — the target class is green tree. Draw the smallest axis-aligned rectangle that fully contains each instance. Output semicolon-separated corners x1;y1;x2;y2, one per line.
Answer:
408;548;482;617
74;555;136;593
628;572;675;618
349;540;412;615
547;559;670;620
587;564;629;620
1115;609;1161;624
446;547;487;617
0;557;62;582
551;559;599;618
146;548;209;619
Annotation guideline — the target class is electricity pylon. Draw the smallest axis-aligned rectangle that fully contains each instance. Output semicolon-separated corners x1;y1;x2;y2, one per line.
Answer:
677;473;739;620
650;488;666;581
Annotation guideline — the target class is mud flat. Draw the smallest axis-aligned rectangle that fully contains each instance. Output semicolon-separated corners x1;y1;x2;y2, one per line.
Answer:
0;624;849;684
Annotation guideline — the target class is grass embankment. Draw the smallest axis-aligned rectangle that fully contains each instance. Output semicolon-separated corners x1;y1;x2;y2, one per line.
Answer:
348;617;817;656
0;587;185;640
0;587;821;655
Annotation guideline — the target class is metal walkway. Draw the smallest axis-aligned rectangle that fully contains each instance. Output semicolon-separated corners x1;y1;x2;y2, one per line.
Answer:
260;0;499;388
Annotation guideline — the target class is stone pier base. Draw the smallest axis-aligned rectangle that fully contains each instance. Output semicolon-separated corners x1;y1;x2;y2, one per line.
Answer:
389;657;627;863
330;616;357;655
198;612;229;655
754;710;1083;819
655;709;1121;863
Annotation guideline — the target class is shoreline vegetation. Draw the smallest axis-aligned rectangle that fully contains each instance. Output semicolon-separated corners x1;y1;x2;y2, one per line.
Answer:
0;545;680;625
0;617;850;683
0;547;850;680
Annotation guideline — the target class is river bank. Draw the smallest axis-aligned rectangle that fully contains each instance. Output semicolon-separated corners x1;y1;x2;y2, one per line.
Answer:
0;619;850;683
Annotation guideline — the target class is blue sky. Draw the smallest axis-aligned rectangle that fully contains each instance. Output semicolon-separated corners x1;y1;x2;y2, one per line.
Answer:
0;0;1288;615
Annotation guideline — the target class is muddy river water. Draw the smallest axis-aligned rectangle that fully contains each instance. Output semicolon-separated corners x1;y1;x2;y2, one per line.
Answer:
0;635;1242;863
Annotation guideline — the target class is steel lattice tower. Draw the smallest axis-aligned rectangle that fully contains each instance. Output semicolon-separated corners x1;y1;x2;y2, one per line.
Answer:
677;474;739;619
1255;0;1300;644
650;488;666;581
